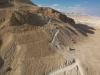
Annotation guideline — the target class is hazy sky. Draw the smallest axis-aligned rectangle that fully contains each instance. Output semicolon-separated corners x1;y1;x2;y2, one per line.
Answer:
32;0;100;16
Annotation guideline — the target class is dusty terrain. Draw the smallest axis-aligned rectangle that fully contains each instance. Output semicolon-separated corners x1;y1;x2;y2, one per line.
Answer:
0;0;100;75
68;14;100;75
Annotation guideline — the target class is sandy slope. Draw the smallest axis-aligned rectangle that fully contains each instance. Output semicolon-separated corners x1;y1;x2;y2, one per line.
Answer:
70;15;100;75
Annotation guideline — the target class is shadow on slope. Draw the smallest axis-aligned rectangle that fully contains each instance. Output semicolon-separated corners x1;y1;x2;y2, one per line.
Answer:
0;57;4;69
10;11;47;26
72;23;96;36
0;0;13;8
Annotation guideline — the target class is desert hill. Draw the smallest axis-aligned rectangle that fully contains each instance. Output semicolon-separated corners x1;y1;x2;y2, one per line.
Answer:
0;0;96;75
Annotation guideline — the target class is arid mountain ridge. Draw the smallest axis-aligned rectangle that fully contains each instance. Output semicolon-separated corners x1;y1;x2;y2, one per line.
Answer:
0;0;96;75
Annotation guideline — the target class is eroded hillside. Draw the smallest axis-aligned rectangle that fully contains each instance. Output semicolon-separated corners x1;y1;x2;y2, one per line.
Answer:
0;0;96;75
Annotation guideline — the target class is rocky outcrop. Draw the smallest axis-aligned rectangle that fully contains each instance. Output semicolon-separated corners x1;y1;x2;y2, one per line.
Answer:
0;0;11;8
11;0;35;5
0;0;9;4
10;11;47;26
0;0;36;7
38;7;75;25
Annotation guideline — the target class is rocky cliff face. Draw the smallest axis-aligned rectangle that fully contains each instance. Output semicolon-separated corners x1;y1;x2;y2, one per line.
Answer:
0;0;35;7
11;0;35;5
0;0;10;8
0;0;8;3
